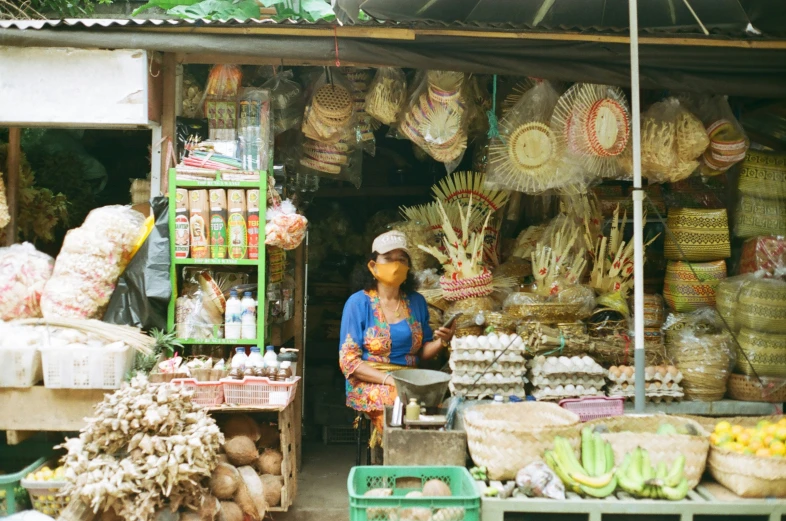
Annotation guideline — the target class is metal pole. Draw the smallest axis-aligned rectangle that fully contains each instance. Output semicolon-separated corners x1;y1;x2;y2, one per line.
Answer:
628;0;646;413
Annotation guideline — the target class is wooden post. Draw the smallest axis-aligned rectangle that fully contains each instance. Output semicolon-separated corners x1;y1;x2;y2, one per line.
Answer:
293;241;306;470
4;127;20;246
159;53;177;194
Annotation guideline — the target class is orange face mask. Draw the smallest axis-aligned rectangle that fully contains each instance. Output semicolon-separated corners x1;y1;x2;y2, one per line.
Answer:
369;261;409;287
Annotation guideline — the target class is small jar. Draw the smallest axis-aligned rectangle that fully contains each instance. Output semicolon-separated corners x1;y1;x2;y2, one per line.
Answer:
405;399;420;421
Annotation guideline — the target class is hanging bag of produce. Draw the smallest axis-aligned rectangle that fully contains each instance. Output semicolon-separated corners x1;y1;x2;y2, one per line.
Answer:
302;68;357;144
0;242;54;320
261;69;305;135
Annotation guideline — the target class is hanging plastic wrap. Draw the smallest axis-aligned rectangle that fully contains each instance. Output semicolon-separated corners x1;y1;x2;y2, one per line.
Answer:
551;83;631;180
202;65;243;143
365;67;407;126
486;81;579;194
342;67;378;155
181;73;204;119
298;136;363;188
0;176;9;230
396;70;473;172
739;236;786;275
238;88;272;171
0;243;54;320
265;199;308;250
620;98;708;184
40;206;146;319
664;308;735;401
302;69;357;144
261;70;305;135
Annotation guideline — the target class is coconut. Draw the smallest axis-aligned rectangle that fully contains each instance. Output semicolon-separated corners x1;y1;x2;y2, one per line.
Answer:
257;423;280;449
234;479;260;521
199;495;220;521
237;465;267;520
180;514;201;521
210;463;240;499
225;436;259;466
399;492;431;521
218;502;243;521
217;453;229;464
221;415;261;442
260;474;284;507
422;479;451;497
153;508;179;521
257;448;283;476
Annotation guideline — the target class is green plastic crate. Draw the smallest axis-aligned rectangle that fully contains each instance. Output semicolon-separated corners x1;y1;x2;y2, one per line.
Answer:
0;441;53;516
348;466;480;521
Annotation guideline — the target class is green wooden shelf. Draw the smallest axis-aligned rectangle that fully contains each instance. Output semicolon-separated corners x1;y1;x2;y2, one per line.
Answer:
177;338;260;345
174;258;259;266
167;168;268;348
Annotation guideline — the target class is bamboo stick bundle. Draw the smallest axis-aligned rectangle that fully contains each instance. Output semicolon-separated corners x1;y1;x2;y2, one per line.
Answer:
15;318;154;355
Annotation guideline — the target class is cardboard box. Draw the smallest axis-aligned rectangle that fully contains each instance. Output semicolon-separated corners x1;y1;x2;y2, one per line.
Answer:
247;189;261;260
174;189;190;259
209;189;228;259
188;189;209;259
227;189;247;260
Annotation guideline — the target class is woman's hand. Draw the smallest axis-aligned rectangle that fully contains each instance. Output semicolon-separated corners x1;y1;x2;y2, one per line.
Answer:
433;322;457;347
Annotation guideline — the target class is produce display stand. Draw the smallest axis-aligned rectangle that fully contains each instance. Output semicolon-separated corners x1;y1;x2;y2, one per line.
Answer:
0;387;107;436
480;481;786;521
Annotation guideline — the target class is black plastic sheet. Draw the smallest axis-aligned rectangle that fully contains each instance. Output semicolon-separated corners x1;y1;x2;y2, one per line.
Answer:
103;196;171;331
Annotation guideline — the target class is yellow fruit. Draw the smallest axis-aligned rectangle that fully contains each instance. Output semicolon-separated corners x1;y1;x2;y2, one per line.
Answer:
764;435;776;447
765;425;778;437
756;420;772;431
756;448;772;458
771;441;786;457
748;439;765;453
737;431;752;445
731;425;745;438
778;418;786;428
775;428;786;442
715;421;732;434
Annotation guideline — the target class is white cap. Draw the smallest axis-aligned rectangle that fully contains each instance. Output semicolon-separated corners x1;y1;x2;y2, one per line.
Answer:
371;230;409;255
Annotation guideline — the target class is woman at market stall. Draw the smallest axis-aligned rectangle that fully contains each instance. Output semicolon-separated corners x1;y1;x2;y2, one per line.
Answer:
339;230;455;446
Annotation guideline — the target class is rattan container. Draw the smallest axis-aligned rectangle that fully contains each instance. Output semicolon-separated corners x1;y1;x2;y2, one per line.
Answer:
585;415;709;488
715;279;740;332
480;312;517;334
734;328;786;377
666;330;734;402
734;194;786;239
736;279;786;334
463;402;581;480
664;208;730;261
737;149;786;199
641;293;665;327
726;374;786;403
663;260;727;312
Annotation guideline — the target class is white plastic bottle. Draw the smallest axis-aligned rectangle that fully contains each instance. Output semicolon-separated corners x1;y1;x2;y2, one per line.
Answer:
248;347;264;369
241;291;257;339
225;289;242;340
263;345;278;369
231;347;248;371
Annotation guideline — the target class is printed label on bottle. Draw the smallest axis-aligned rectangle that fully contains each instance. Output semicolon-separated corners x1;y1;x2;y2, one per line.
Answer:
174;212;190;258
247;189;260;260
210;214;227;259
228;211;247;259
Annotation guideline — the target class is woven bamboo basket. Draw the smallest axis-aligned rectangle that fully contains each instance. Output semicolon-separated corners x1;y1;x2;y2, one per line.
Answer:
734;328;786;377
737;149;786;199
667;332;734;401
715;279;740;332
463;402;581;480
585;415;709;488
706;415;786;498
505;301;586;323
734;194;786;239
736;279;786;334
481;312;517;334
663;260;727;313
727;373;786;402
663;208;730;261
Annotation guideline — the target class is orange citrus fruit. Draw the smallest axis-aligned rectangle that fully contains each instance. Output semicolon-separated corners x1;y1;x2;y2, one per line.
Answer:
731;425;745;438
748;439;765;453
771;441;786;457
715;421;732;434
775;427;786;442
756;448;772;458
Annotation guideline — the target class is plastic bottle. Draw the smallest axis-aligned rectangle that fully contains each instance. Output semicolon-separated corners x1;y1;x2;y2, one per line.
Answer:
276;361;293;382
263;345;278;368
277;349;299;378
241;291;257;339
248;347;264;369
231;347;248;371
405;399;420;422
225;290;242;340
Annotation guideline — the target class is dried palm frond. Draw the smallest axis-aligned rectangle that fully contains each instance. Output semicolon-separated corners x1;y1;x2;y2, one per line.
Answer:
432;170;509;216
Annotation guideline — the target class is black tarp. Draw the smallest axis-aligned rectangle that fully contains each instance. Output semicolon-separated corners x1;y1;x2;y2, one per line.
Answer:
1;28;785;97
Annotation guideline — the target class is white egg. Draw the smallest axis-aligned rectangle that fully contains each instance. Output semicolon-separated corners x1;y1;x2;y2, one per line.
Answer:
576;385;585;393
498;333;510;346
556;385;565;393
485;351;494;361
487;332;499;344
512;335;524;348
477;336;489;349
495;373;504;382
565;384;576;394
558;356;570;366
474;351;484;361
465;335;478;347
545;356;557;366
536;355;546;365
489;337;501;350
582;355;594;366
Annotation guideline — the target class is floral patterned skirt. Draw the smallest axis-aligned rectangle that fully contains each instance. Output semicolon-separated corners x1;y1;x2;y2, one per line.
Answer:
346;362;406;447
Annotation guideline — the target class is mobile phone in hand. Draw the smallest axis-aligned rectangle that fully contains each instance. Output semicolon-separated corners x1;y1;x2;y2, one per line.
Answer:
442;313;462;329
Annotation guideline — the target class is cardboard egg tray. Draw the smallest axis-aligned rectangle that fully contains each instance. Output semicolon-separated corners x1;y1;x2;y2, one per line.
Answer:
529;375;606;388
450;350;527;363
531;387;605;401
607;365;683;384
449;381;526;399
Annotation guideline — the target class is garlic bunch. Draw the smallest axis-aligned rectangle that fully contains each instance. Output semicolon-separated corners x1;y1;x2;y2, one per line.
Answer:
60;375;224;521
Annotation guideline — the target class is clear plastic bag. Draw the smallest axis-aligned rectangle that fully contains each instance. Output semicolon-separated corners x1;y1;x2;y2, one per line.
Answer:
181;73;204;119
0;243;54;320
663;308;736;401
265;199;308;250
203;64;243;101
261;70;305;135
625;97;707;184
396;70;474;173
486;80;579;194
515;461;566;500
238;88;272;172
202;65;243;144
365;67;407;126
681;94;749;177
342;67;378;156
40;206;146;319
302;68;357;144
298;135;363;187
739;236;786;276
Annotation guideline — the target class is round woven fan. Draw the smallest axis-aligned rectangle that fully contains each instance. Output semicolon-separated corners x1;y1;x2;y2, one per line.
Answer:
552;83;631;178
313;84;352;120
420;103;462;146
427;70;464;93
507;123;555;169
676;111;709;161
488;119;561;194
300;157;342;175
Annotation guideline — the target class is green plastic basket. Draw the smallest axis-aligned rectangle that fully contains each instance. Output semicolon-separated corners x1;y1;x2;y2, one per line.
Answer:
0;441;54;516
348;466;480;521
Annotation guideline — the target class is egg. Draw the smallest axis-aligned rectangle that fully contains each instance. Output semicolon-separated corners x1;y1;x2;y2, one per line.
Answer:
489;337;501;350
624;367;635;380
512;335;524;348
498;333;509;345
487;333;499;344
576;384;585;393
485;351;494;361
582;355;594;366
645;366;655;381
474;351;484;361
465;335;478;347
565;384;576;394
555;385;565;394
558;356;570;366
477;336;489;349
545;356;557;366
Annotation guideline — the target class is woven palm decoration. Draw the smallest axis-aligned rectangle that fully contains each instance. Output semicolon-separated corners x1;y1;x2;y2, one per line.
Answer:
530;217;588;297
552;83;631;179
341;67;380;142
417;198;515;302
365;67;407;126
502;78;538;113
302;71;355;144
432;171;509;217
487;81;567;194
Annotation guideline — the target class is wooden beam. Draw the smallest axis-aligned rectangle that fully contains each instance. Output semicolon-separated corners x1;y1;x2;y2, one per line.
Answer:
160;52;177;194
4;127;20;246
293;241;306;471
138;25;416;41
5;430;36;445
179;52;383;68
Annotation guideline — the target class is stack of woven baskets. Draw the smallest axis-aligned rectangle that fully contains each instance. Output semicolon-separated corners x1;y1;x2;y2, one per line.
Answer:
735;150;786;239
662;207;730;313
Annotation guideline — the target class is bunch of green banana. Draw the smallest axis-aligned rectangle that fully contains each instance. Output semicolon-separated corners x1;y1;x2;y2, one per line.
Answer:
616;447;690;500
544;429;617;498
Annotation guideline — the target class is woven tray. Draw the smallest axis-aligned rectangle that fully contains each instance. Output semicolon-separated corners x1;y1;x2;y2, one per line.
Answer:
463;402;580;480
585;414;710;489
726;373;786;402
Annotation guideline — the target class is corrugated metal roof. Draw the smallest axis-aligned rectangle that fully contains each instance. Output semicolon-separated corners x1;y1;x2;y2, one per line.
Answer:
0;16;777;39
